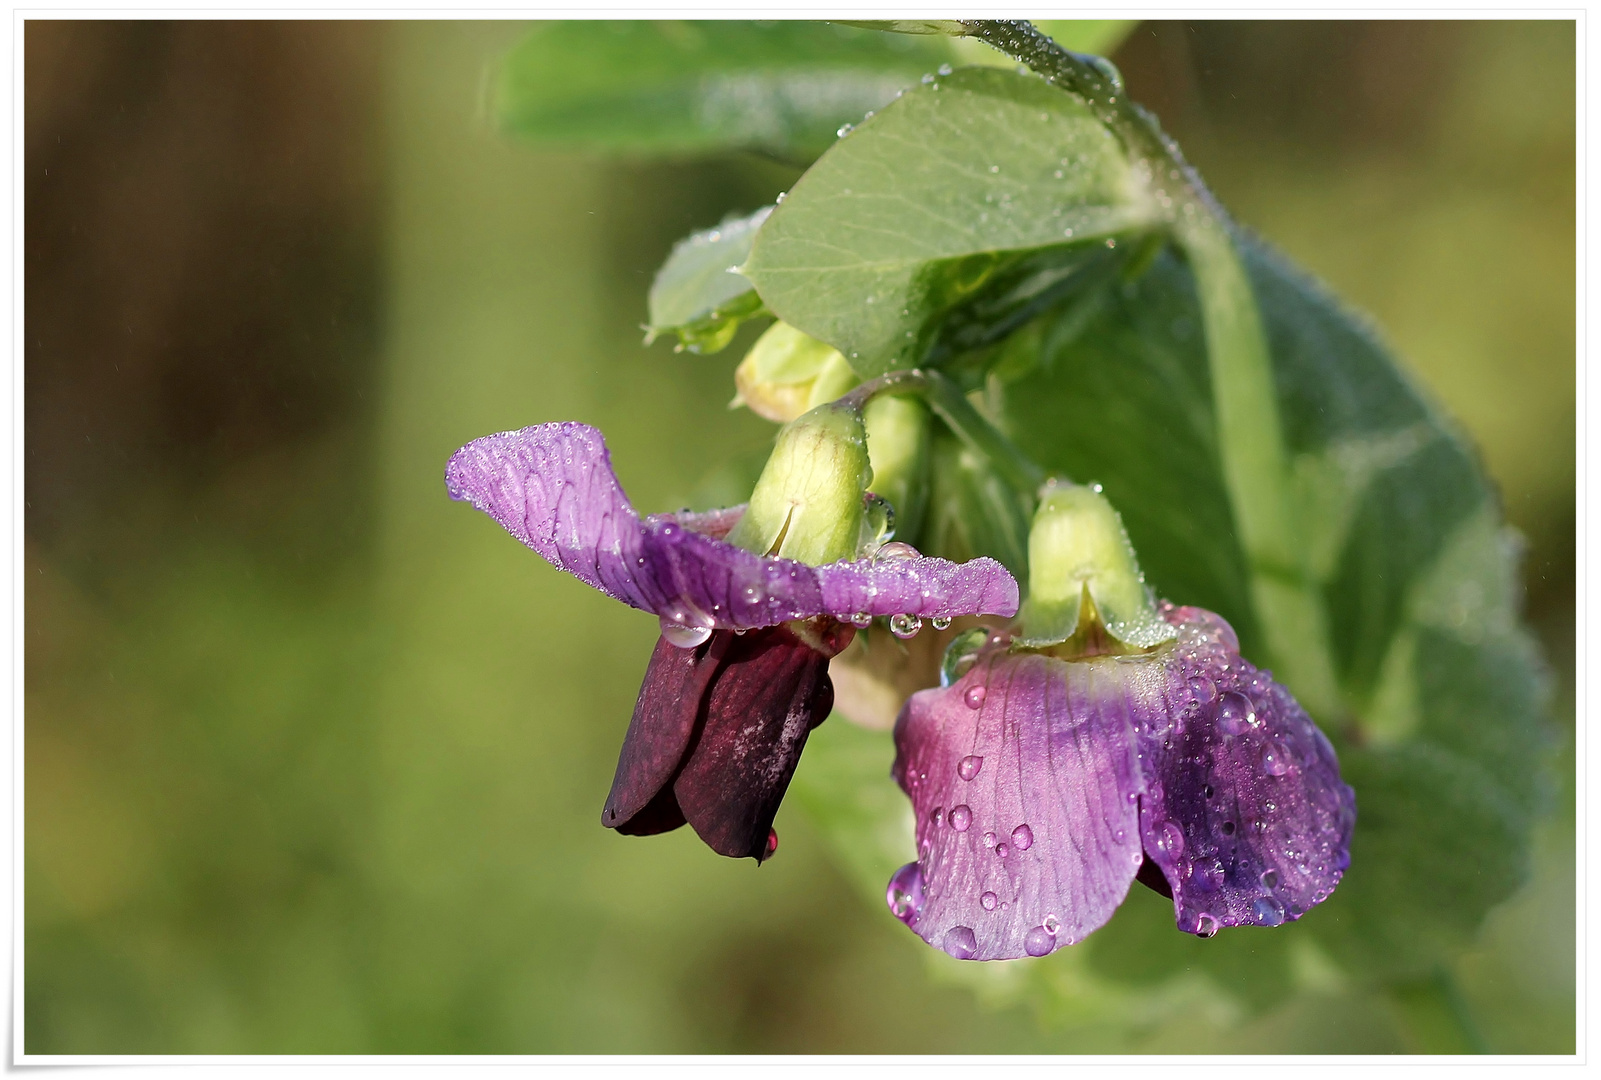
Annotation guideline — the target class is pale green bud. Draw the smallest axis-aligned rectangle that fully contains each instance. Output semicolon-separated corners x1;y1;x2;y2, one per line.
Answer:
1019;481;1176;650
733;321;859;423
863;394;931;545
725;402;873;566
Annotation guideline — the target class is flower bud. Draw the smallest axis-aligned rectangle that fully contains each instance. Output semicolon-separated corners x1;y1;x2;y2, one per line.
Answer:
726;401;873;566
1019;481;1176;651
863;394;931;546
733;321;860;423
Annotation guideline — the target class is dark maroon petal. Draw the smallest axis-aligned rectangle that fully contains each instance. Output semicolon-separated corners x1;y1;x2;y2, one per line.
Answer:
603;632;732;835
1134;605;1357;936
674;624;840;861
891;646;1146;960
446;423;1019;628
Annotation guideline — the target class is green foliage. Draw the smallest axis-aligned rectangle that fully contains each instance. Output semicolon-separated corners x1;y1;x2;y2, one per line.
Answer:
497;21;953;160
742;67;1158;376
645;206;771;352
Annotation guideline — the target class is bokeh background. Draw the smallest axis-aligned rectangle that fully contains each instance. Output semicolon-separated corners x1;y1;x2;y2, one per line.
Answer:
25;20;1574;1053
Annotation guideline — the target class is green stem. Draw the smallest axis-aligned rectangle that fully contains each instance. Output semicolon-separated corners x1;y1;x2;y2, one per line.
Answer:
959;20;1342;716
843;369;1048;498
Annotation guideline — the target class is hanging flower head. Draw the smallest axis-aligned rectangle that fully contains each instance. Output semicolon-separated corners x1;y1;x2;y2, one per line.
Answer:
888;481;1356;958
446;406;1019;862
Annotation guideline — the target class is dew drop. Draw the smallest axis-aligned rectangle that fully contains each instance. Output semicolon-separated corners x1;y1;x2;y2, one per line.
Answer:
930;615;953;631
937;63;953;76
1262;743;1291;776
742;584;765;605
1217;691;1256;735
1024;926;1055;956
928;807;944;828
1011;824;1034;851
1195;913;1219;939
886;862;924;924
948;805;972;831
941;925;977;959
836;123;854;138
964;685;987;709
921;72;935;85
1252;897;1285;927
890;614;922;639
765;829;779;858
995;842;1011;859
1221;821;1236;836
1154;821;1184;857
849;612;873;628
980;891;997;911
1261;869;1279;888
982;831;996;848
875;541;920;562
660;620;712;648
1187;676;1218;708
958;755;984;781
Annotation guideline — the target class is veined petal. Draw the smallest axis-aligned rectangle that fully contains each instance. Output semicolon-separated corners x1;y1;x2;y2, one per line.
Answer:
446;423;1019;629
891;646;1146;960
1135;605;1357;935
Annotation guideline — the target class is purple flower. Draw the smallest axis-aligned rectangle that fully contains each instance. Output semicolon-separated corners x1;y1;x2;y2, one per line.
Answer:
888;603;1356;959
446;422;1020;860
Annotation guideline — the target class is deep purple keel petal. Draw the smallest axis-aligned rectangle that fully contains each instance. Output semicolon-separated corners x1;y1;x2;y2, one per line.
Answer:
892;648;1145;960
446;424;1019;629
603;631;731;834
674;625;837;861
1135;605;1357;935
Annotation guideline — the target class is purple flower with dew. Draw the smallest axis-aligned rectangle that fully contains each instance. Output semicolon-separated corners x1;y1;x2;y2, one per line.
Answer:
446;420;1019;861
887;483;1356;959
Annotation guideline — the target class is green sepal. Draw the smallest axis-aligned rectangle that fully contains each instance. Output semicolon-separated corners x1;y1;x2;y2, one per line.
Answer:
1018;481;1176;649
725;402;874;566
733;321;860;422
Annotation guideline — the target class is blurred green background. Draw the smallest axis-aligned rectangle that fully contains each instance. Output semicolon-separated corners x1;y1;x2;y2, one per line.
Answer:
25;21;1573;1053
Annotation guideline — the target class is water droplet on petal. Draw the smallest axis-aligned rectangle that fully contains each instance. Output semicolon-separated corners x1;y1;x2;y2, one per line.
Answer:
949;805;972;832
1011;824;1034;851
874;541;919;562
1262;743;1291;776
849;612;873;628
1252;897;1285;927
982;831;996;848
1187;676;1218;708
886;862;924;924
1195;913;1219;938
765;829;778;858
1261;869;1279;888
980;891;997;911
942;925;978;959
964;685;987;709
928;807;944;828
1024;927;1055;956
958;755;984;781
890;614;922;639
930;615;953;631
1154;821;1184;857
660;620;712;648
995;842;1011;859
1217;691;1255;735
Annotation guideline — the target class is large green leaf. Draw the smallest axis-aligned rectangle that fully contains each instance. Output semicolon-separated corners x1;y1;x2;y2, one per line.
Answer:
497;21;953;160
742;67;1161;376
764;102;1550;1025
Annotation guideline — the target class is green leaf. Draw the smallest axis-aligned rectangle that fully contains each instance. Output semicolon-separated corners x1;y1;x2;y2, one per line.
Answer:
646;206;771;353
741;66;1161;376
993;237;1553;998
497;21;953;160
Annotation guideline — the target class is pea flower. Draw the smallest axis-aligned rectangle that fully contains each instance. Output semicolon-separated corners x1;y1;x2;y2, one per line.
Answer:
887;482;1356;959
445;412;1018;862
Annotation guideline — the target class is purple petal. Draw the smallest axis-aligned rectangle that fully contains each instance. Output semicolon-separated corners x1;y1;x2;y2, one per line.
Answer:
674;624;838;861
891;645;1145;960
1135;605;1357;935
604;632;731;835
446;423;1019;628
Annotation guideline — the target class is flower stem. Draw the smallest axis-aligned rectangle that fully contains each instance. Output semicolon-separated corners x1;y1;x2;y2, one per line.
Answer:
843;370;1047;499
958;19;1342;717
